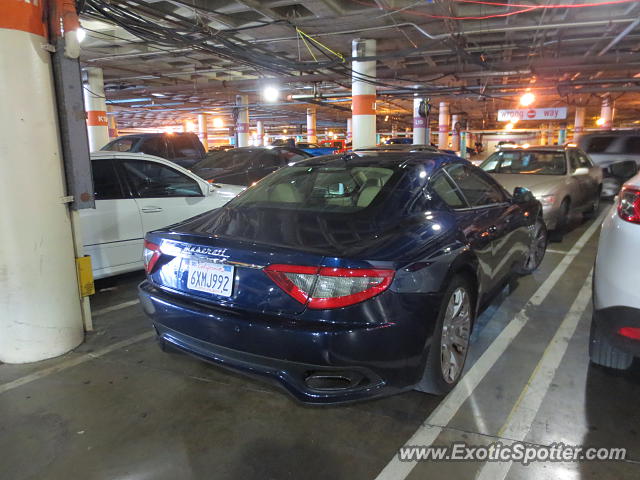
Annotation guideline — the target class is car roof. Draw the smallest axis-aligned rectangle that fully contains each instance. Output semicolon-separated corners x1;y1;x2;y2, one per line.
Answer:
108;132;194;140
294;151;466;170
580;130;640;138
498;146;571;153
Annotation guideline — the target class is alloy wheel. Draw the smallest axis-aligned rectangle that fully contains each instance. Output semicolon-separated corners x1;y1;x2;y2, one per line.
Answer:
440;287;471;384
524;222;547;271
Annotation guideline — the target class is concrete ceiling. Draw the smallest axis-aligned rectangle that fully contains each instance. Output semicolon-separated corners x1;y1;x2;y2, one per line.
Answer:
79;0;640;133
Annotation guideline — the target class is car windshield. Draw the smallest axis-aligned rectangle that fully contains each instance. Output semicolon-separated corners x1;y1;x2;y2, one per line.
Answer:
480;150;567;175
228;164;398;213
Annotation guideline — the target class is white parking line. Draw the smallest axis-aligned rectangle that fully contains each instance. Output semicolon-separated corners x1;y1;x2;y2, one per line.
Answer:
92;299;140;317
374;212;605;480
0;331;154;395
474;271;593;480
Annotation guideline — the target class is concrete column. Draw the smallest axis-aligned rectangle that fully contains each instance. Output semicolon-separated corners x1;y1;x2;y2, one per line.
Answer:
460;131;467;160
236;94;250;147
257;120;264;146
558;123;567;145
451;114;460;152
107;106;118;140
539;125;547;146
182;118;190;133
306;107;317;143
600;96;613;129
83;67;109;151
351;38;376;149
198;113;208;150
346;118;353;144
413;98;427;144
229;126;236;146
546;124;554;145
573;107;585;141
438;102;450;149
0;0;83;363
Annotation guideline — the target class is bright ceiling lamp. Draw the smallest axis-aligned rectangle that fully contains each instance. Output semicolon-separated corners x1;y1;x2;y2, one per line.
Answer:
213;117;224;128
263;85;280;102
519;92;535;107
505;122;515;131
596;117;605;126
76;27;86;43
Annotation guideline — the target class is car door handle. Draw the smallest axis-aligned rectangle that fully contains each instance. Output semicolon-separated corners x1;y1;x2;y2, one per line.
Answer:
141;206;163;213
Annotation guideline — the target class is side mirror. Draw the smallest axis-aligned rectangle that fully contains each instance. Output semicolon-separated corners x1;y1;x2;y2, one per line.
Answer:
512;186;534;204
609;160;638;181
573;167;589;176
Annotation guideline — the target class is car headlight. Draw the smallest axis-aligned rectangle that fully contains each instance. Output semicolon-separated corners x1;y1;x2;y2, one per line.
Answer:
538;194;556;206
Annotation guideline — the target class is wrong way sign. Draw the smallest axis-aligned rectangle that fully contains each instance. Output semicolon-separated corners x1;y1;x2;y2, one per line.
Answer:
498;108;567;121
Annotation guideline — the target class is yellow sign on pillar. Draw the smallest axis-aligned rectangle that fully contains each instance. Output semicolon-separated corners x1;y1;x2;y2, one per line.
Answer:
76;256;95;297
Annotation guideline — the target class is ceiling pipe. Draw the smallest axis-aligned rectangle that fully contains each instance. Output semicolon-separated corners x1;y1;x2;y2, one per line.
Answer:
598;18;640;56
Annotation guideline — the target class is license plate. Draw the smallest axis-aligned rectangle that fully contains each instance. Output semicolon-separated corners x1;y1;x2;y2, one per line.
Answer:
186;259;234;297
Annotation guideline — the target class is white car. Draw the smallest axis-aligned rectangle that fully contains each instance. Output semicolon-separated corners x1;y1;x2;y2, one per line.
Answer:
82;152;244;279
590;172;640;369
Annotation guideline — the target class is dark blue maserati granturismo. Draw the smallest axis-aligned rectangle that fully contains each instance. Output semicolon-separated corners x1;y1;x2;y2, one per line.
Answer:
138;152;547;404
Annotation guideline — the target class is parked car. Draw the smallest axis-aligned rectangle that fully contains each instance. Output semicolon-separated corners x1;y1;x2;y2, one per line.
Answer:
480;146;602;236
101;132;206;169
82;152;243;279
295;142;338;156
138;152;546;404
590;172;640;369
578;131;640;197
189;147;311;186
320;139;348;153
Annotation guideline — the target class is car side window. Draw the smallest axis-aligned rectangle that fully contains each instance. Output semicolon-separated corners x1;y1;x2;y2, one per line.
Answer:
92;159;125;200
280;149;308;164
446;163;507;207
576;151;593;168
139;136;167;158
252;151;280;169
624;137;640;155
429;172;467;209
119;160;202;198
102;137;137;152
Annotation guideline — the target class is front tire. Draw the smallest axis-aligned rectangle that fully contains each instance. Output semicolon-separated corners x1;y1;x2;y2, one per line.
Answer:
415;275;474;395
550;198;570;242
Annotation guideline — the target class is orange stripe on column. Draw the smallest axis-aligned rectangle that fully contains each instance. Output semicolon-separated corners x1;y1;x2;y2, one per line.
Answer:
352;95;377;115
87;111;108;127
0;0;47;37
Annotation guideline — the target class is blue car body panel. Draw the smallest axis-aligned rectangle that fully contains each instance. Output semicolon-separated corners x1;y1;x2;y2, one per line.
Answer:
138;153;540;403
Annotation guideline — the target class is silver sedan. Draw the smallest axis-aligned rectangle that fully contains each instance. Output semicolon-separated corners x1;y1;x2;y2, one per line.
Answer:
480;146;603;232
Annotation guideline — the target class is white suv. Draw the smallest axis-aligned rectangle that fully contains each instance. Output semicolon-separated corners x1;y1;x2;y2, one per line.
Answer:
590;172;640;369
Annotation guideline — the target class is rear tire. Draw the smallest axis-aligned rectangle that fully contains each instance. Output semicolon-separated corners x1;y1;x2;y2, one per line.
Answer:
589;318;633;370
516;218;547;275
415;275;475;395
584;186;602;220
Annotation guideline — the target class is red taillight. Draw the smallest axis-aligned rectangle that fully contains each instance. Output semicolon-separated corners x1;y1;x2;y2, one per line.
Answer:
617;187;640;224
143;240;161;274
618;327;640;340
263;264;395;309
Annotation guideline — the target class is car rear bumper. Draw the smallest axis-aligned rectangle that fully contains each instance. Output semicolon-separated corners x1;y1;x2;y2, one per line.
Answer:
138;281;440;404
592;306;640;357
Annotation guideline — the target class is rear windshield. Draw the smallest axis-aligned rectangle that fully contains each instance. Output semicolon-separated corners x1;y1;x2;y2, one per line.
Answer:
194;150;258;170
102;137;139;152
583;136;617;154
228;164;397;213
481;151;567;175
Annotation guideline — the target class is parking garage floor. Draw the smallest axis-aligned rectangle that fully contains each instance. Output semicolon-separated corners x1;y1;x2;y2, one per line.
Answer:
1;206;639;480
